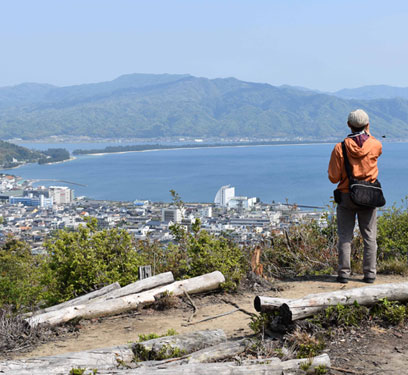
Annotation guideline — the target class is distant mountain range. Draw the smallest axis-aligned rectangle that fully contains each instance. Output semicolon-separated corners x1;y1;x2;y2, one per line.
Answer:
333;85;408;100
1;74;408;140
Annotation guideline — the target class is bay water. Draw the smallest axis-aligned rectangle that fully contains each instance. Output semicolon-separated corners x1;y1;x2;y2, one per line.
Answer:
2;142;407;207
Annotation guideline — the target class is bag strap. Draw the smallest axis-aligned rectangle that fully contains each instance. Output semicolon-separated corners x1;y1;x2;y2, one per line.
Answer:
341;141;354;180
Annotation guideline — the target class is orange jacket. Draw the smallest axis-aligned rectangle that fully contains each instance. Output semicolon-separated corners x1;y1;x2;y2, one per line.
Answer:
328;136;382;192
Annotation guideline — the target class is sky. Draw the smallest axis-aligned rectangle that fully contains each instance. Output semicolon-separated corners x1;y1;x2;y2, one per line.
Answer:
0;0;407;91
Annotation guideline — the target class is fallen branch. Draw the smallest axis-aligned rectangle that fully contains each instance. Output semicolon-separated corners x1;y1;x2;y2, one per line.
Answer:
183;289;198;322
183;309;240;326
220;298;255;317
331;366;366;374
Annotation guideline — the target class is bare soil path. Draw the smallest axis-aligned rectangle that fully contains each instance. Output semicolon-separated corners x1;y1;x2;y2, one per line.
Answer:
7;274;408;374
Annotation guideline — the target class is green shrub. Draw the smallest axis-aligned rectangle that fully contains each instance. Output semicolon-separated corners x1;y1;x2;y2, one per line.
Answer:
41;218;145;305
372;298;407;325
0;238;45;310
138;329;178;342
186;226;247;290
375;201;408;275
377;257;408;275
139;219;247;291
249;312;274;334
321;301;369;327
69;369;98;375
286;328;325;359
378;201;408;261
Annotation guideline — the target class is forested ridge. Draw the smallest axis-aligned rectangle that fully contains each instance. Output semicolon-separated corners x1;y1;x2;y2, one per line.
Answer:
1;74;408;140
0;140;69;168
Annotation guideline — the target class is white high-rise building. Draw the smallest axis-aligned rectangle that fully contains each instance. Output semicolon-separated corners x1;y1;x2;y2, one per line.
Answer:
162;208;183;223
214;185;235;207
49;186;74;204
39;194;53;208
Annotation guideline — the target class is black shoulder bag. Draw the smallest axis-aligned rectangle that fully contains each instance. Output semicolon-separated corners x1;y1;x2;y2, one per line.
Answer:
341;141;386;208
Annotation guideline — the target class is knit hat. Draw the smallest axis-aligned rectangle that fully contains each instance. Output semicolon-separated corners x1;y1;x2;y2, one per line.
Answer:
348;109;369;128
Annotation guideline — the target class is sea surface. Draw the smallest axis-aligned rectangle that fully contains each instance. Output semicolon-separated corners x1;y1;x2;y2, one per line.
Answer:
2;141;407;207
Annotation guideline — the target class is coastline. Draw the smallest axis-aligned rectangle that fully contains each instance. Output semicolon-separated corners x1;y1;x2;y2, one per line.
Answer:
81;141;336;157
41;156;76;165
0;156;76;170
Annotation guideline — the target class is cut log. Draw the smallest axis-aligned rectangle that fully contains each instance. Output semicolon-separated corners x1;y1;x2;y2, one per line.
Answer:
253;296;289;312
28;271;225;327
29;272;174;318
95;354;331;375
133;329;227;361
0;344;134;374
277;281;408;323
98;271;174;300
0;330;225;374
0;347;329;375
27;282;121;316
132;337;245;367
186;339;248;363
239;356;282;365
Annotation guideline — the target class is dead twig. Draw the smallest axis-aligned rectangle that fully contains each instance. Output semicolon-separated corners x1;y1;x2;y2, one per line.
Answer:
156;353;191;366
182;289;198;322
331;366;366;375
219;298;254;317
183;309;240;326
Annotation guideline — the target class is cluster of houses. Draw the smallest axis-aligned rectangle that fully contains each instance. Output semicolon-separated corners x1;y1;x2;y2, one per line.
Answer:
0;175;326;253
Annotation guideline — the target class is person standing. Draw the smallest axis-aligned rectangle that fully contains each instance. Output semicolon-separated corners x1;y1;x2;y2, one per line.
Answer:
328;109;382;284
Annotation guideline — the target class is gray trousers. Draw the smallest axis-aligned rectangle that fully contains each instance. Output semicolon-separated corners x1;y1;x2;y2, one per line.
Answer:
337;192;377;279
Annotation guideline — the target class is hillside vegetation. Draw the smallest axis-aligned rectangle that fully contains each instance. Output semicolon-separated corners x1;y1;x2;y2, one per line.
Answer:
0;140;43;168
2;199;408;312
1;74;408;140
0;140;69;168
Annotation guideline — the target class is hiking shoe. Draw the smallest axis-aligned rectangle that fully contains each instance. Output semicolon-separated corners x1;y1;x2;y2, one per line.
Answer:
336;276;348;284
363;277;375;284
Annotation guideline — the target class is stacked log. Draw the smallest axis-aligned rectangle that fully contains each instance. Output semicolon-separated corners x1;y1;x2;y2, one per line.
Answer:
255;281;408;324
123;354;330;375
28;271;225;327
0;328;330;375
98;271;174;300
34;282;121;315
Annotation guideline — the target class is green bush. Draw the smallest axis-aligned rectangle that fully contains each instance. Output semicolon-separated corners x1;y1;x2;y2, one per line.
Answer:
187;226;247;290
371;298;407;325
138;220;247;290
321;301;369;327
285;328;325;359
42;218;145;305
378;201;408;262
0;238;44;310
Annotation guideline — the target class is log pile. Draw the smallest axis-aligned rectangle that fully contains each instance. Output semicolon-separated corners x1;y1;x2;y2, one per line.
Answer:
27;270;224;327
0;329;331;374
0;270;342;373
254;281;408;324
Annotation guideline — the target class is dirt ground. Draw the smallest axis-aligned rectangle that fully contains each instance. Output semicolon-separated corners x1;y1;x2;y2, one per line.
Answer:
7;274;408;374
